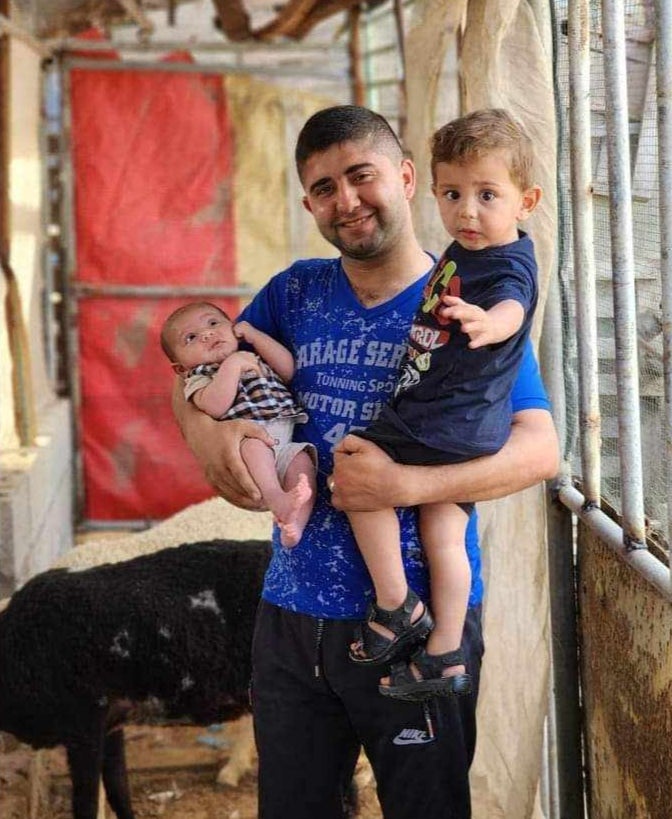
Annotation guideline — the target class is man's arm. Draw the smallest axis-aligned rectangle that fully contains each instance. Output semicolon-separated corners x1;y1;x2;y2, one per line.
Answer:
329;408;559;512
172;377;273;509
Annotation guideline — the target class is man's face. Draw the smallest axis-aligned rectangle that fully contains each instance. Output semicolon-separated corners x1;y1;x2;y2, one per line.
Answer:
168;306;238;373
300;139;414;261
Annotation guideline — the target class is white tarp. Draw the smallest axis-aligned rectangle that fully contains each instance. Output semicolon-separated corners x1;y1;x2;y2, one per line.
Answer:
406;2;557;816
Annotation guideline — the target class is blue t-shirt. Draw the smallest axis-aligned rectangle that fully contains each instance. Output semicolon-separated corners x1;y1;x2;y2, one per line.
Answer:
240;257;550;619
377;232;538;460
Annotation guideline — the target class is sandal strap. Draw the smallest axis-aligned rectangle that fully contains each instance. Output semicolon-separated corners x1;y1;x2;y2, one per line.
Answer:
367;588;421;635
410;646;465;678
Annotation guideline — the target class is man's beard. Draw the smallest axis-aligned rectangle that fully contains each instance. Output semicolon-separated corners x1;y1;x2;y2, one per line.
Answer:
326;213;396;260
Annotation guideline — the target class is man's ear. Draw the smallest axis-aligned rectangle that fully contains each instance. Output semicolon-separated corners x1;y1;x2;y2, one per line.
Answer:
401;157;417;200
302;195;313;215
518;185;542;221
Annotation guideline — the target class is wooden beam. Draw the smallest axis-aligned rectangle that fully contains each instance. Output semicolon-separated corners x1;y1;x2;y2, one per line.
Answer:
2;252;37;447
0;12;52;58
392;0;407;144
116;0;154;36
0;0;8;258
211;0;253;41
348;5;365;106
292;0;366;41
254;0;317;40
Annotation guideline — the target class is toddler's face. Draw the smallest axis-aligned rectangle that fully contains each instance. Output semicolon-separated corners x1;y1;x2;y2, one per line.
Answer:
169;307;238;372
433;151;534;251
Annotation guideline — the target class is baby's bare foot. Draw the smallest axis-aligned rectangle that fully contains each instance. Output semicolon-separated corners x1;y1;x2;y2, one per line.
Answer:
278;474;313;548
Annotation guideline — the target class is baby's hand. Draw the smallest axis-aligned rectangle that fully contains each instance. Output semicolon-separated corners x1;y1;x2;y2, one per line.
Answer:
439;295;494;349
232;350;261;373
233;321;256;344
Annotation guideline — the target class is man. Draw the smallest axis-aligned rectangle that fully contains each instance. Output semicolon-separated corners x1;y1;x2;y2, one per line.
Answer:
174;105;558;819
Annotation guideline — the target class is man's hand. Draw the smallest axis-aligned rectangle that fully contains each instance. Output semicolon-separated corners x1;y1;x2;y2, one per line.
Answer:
330;435;405;511
330;409;559;511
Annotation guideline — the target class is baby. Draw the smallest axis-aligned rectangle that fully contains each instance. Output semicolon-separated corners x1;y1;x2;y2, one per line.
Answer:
161;302;317;547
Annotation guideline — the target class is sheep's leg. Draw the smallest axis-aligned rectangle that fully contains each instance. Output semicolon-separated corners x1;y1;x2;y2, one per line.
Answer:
66;735;105;819
102;728;135;819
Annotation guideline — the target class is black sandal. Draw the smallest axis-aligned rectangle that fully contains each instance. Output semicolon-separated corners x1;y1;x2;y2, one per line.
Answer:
349;588;434;666
379;646;472;701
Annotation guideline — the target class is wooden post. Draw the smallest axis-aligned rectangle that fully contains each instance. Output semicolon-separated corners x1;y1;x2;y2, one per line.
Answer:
348;5;364;106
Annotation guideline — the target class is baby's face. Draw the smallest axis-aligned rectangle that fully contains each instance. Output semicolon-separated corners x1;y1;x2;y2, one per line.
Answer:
169;307;238;372
433;151;529;251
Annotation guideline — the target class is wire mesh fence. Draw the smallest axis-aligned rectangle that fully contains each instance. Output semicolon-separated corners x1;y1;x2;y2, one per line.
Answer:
554;0;668;549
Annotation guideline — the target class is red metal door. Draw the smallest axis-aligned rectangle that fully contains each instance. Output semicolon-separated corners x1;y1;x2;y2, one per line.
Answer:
68;59;242;523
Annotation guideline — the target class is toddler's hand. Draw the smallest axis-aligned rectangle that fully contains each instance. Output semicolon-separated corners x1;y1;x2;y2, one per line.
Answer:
439;295;493;348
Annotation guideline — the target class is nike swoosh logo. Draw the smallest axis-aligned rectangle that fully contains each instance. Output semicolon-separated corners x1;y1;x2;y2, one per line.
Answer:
393;736;434;746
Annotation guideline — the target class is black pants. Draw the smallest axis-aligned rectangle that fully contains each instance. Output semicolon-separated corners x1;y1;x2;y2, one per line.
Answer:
251;600;484;819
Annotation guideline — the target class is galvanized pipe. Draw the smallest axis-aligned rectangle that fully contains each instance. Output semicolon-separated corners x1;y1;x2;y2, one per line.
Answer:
63;57;347;82
569;0;601;506
71;283;257;299
655;1;672;587
558;481;671;600
601;0;646;547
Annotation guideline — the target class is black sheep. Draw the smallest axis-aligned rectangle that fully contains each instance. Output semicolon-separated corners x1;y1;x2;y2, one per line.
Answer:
0;539;271;819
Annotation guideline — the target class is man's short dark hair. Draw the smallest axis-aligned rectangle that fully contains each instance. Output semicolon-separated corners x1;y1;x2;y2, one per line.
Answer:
295;105;404;178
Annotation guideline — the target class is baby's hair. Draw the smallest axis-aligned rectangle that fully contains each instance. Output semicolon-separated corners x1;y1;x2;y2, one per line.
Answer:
160;301;231;360
431;109;535;190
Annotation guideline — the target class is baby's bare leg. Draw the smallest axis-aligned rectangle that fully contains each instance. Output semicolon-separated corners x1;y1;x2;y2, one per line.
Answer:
279;451;316;547
240;439;312;547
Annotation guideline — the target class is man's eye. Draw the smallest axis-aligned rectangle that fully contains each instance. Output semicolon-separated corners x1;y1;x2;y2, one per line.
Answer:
314;185;333;197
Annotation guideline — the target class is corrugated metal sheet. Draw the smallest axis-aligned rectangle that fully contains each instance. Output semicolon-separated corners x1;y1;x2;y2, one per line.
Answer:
578;522;672;818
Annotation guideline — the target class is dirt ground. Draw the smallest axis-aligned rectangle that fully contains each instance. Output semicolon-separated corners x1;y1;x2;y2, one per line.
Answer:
0;722;382;819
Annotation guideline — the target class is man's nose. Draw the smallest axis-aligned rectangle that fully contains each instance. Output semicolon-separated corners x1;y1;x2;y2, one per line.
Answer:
335;183;359;213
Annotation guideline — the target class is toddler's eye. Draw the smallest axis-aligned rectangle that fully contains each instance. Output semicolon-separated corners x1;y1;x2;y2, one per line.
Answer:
481;190;495;202
185;333;196;343
444;190;459;201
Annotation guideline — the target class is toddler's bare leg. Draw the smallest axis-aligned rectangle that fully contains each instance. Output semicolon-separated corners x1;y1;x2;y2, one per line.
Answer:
419;502;471;675
348;509;424;653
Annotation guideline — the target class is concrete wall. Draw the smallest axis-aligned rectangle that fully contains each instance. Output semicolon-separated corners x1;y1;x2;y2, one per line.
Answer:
0;13;73;592
578;523;672;818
